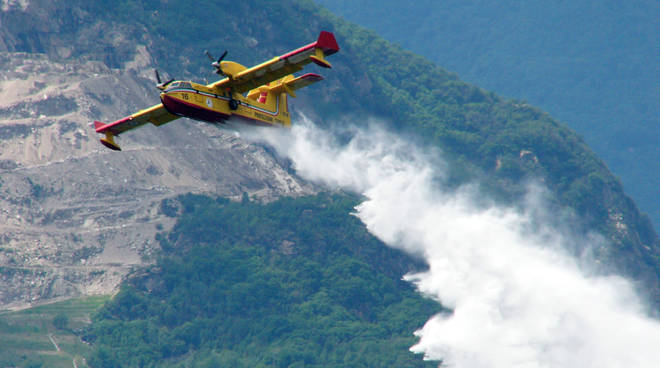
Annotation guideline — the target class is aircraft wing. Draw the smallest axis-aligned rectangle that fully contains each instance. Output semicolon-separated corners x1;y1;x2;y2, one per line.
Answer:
94;103;179;150
207;31;339;94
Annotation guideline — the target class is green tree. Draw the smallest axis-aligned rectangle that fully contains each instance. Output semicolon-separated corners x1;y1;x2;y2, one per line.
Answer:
52;313;68;330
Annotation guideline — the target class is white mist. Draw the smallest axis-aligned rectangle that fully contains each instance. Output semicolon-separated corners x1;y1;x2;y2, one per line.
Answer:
240;118;660;367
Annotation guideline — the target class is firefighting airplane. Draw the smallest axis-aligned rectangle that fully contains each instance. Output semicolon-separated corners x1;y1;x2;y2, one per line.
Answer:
94;31;339;151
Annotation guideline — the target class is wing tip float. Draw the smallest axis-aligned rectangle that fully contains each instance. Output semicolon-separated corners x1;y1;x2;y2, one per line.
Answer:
94;120;122;151
94;121;122;151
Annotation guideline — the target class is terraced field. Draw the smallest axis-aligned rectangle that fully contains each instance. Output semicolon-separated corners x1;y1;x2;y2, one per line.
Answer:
0;295;109;367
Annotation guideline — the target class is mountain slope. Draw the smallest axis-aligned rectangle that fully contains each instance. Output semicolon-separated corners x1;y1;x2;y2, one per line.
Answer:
315;0;660;230
0;0;658;309
0;49;313;309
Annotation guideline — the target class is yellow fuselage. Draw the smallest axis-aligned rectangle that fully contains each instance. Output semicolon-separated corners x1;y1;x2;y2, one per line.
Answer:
160;81;291;127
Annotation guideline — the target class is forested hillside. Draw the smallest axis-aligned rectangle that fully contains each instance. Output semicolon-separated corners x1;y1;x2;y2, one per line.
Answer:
315;0;660;229
84;194;441;367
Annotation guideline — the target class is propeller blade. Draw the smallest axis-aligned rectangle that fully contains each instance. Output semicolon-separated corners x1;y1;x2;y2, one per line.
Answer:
217;50;228;63
213;51;229;75
206;50;229;75
155;69;162;84
204;50;215;62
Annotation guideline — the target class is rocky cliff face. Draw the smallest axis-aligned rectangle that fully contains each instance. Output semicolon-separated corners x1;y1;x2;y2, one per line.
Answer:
0;52;314;309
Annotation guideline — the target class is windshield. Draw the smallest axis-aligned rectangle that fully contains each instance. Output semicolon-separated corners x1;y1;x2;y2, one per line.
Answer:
165;81;193;92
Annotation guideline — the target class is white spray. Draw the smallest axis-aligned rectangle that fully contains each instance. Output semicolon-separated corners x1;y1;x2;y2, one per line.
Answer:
240;117;660;368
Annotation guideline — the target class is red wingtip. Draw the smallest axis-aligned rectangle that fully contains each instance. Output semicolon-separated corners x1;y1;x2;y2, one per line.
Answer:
317;31;339;56
94;121;106;132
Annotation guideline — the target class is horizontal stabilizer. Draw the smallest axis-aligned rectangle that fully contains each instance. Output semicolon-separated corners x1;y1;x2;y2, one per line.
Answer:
281;73;324;93
247;73;324;100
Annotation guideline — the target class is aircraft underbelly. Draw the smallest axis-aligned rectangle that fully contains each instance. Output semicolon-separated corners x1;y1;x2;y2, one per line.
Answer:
161;94;230;123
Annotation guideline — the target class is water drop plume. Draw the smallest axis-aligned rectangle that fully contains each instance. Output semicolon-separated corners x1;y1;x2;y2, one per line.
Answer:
240;117;660;367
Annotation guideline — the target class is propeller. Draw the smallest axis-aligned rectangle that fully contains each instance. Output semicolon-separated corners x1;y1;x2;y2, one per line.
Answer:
205;50;228;76
155;69;174;90
204;49;238;110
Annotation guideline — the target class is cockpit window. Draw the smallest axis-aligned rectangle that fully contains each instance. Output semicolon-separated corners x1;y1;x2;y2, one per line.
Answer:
165;82;193;92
